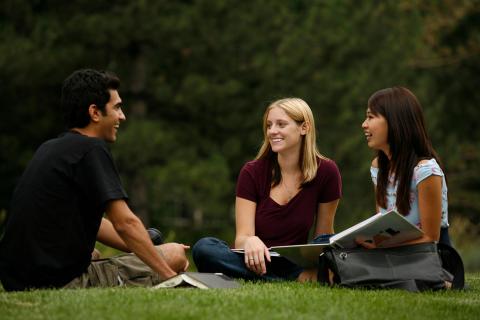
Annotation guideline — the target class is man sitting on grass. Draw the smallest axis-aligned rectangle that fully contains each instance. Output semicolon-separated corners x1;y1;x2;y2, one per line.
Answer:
0;69;189;291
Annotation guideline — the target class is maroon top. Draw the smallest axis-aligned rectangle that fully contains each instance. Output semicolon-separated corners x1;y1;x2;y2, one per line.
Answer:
236;158;342;247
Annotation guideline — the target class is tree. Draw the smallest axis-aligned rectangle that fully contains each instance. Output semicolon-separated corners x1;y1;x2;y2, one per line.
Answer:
1;0;479;247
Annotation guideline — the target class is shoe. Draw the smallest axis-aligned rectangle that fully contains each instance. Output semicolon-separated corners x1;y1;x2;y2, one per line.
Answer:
147;228;164;245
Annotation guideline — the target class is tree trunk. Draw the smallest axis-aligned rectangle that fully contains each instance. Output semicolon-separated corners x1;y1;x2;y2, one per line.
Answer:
128;46;150;226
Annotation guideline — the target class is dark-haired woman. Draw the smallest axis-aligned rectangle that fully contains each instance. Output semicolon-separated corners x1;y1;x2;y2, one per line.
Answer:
361;86;450;247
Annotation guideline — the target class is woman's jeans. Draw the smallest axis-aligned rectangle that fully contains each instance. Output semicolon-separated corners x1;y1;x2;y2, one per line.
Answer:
192;237;303;281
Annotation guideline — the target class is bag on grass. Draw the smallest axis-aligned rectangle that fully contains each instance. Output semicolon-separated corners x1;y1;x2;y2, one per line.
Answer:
318;242;461;292
437;242;465;289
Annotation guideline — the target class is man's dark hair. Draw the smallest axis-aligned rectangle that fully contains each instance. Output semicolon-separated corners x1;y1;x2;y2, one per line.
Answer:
61;69;120;129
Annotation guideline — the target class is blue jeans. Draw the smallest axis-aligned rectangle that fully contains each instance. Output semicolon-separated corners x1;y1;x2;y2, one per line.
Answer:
192;237;303;281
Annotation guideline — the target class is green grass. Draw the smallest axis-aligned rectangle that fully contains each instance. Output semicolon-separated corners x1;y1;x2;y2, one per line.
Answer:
1;274;480;320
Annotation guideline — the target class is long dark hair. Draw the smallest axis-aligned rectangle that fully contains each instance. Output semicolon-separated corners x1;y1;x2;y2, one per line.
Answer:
368;87;443;215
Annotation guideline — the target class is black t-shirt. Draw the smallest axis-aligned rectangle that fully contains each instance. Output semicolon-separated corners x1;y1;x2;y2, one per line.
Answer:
0;131;127;291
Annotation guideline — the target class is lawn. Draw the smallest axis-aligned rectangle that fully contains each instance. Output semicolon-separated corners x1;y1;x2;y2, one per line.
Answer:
1;274;479;320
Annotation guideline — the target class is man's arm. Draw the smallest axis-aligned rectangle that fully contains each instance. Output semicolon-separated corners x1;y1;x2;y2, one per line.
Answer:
105;199;179;280
97;217;130;252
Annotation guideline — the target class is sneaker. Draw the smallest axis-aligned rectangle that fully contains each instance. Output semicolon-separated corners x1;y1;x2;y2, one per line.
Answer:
147;228;164;245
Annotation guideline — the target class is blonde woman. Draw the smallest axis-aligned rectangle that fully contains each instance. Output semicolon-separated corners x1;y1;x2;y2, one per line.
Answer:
193;98;342;281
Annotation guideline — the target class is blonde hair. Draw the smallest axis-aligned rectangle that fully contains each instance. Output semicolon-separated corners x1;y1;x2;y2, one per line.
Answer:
255;98;325;185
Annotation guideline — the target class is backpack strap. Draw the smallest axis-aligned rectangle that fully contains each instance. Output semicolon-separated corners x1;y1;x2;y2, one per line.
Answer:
437;243;465;289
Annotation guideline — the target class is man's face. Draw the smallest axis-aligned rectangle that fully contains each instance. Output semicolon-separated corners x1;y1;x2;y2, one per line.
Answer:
97;90;126;143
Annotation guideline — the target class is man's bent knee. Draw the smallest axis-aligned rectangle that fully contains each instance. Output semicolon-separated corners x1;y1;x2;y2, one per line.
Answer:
155;243;189;273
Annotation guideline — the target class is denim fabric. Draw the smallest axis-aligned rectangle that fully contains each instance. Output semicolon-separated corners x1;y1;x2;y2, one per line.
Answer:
192;237;303;281
310;233;334;244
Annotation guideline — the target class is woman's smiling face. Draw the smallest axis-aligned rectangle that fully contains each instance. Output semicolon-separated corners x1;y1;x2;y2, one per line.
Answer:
362;108;389;156
266;107;305;155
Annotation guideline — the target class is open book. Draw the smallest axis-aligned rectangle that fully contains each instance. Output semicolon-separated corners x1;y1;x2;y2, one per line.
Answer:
328;210;424;249
232;210;424;268
152;272;241;289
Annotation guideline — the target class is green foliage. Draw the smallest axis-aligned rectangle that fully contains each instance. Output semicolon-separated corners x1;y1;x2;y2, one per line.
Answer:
412;2;480;227
112;119;233;234
1;274;480;320
1;1;479;252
